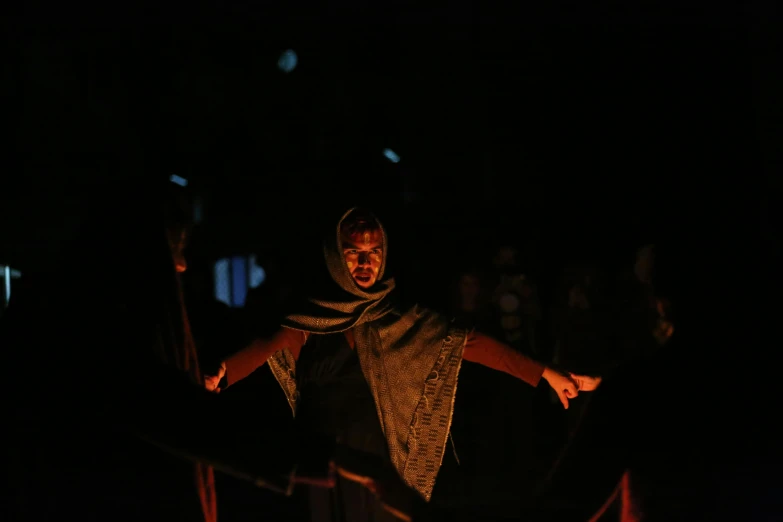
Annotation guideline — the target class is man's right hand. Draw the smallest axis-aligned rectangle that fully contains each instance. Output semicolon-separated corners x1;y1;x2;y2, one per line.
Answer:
204;362;226;393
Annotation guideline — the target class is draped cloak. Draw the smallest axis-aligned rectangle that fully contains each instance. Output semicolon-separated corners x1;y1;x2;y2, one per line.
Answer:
268;208;467;500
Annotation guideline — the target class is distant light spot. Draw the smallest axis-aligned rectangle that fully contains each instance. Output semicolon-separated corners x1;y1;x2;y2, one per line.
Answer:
383;148;400;163
278;49;298;73
3;265;11;304
214;259;230;306
249;255;267;289
169;174;188;187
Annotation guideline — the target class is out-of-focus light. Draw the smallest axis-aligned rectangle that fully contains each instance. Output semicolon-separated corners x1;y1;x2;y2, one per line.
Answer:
499;293;520;313
170;174;188;187
193;197;203;224
214;255;264;308
3;265;10;304
249;255;266;288
231;256;248;307
214;259;230;306
383;148;400;163
278;49;298;73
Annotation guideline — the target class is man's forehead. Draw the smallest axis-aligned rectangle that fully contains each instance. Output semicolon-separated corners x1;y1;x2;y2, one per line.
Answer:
341;227;383;247
342;237;383;249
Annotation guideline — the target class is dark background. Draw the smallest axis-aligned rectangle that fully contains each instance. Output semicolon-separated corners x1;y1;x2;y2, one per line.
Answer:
4;1;779;275
2;0;781;519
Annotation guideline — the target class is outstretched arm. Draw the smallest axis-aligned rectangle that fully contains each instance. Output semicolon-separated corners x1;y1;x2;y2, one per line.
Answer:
463;330;546;386
463;331;600;408
206;327;307;391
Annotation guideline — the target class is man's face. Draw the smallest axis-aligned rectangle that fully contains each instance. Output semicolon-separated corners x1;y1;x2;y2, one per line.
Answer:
458;274;481;302
493;246;517;268
341;229;383;289
634;244;654;284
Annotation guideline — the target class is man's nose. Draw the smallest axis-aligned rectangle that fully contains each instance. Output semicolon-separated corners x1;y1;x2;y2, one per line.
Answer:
358;253;371;266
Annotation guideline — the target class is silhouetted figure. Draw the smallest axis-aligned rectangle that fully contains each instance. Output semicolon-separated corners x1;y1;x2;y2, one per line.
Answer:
447;267;494;332
551;259;612;437
1;181;339;522
487;245;543;357
528;237;776;522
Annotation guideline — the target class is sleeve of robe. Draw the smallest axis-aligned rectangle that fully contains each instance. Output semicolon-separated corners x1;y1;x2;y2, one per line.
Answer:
462;330;546;386
222;327;307;387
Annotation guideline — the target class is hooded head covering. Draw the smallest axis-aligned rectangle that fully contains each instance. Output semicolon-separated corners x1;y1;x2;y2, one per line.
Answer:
283;207;395;332
276;208;467;500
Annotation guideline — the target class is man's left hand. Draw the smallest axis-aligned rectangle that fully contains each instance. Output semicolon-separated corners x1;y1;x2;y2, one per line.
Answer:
542;367;578;409
569;373;602;392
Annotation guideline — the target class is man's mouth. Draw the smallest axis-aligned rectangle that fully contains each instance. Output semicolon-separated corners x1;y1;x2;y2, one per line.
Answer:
354;273;373;284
